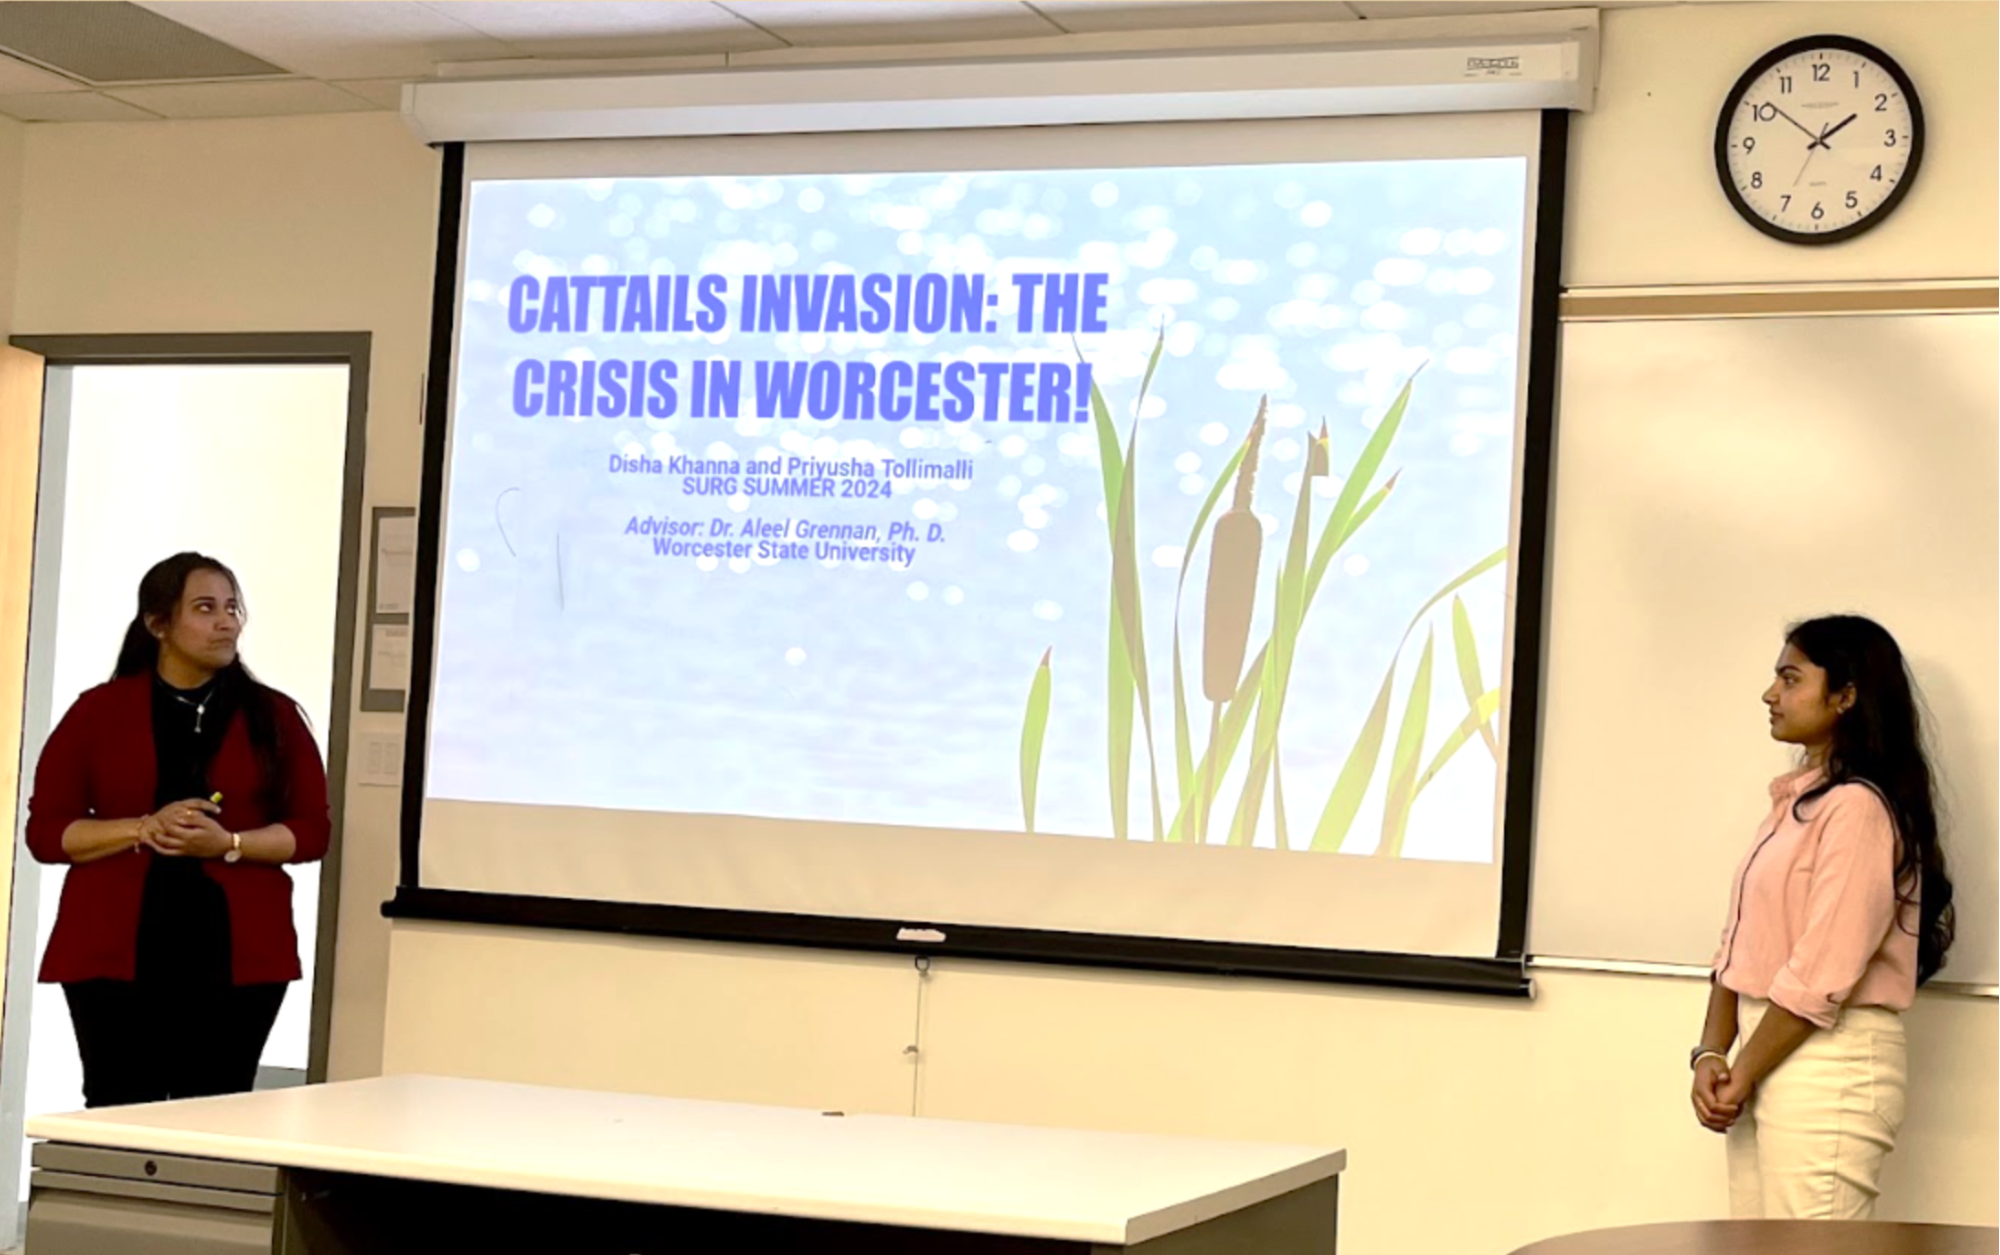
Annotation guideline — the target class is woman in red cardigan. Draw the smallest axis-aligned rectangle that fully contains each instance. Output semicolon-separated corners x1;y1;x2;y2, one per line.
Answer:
27;552;330;1108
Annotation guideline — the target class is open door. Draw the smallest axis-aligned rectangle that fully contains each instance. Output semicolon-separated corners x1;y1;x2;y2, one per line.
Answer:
0;340;360;1243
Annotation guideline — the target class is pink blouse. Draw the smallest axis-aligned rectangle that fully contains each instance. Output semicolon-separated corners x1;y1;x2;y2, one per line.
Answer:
1712;767;1918;1029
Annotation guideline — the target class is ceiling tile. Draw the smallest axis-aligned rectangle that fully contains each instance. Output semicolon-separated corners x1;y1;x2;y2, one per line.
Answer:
106;79;377;119
328;78;411;110
0;51;85;93
137;2;513;80
720;1;1061;46
433;2;783;58
0;90;158;122
0;1;285;84
1035;2;1359;33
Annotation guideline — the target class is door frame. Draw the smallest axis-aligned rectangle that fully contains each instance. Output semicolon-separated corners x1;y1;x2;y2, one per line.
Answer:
5;331;370;1085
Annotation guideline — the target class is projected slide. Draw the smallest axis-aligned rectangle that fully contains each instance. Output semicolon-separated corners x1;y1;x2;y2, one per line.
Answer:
432;155;1526;862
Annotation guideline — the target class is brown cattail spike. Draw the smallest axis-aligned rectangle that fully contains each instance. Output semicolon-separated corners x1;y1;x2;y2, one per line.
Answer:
1309;418;1331;478
1202;397;1269;705
1231;397;1267;512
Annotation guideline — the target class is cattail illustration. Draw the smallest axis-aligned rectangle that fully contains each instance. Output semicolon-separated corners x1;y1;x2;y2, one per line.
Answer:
1203;401;1268;702
1196;397;1268;843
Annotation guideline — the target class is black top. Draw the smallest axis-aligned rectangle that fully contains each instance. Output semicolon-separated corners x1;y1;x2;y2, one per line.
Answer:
137;673;235;986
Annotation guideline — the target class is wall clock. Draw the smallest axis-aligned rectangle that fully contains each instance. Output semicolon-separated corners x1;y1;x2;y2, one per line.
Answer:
1715;35;1923;244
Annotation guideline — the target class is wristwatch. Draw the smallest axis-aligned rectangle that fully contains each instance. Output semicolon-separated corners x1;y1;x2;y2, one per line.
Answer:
223;832;242;864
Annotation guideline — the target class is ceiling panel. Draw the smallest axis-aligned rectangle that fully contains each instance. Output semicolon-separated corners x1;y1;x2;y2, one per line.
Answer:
0;90;158;122
720;1;1061;46
434;2;783;58
0;51;84;94
1035;2;1359;33
107;78;377;119
0;1;285;85
138;1;513;80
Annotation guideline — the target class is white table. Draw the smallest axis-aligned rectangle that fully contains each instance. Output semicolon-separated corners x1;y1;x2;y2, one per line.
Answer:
26;1075;1345;1254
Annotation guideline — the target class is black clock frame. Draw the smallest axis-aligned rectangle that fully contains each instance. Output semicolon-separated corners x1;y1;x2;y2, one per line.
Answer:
1714;34;1925;246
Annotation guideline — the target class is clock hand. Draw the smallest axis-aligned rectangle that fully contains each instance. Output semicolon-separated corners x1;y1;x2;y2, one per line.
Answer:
1812;113;1860;148
1792;137;1819;187
1765;103;1824;145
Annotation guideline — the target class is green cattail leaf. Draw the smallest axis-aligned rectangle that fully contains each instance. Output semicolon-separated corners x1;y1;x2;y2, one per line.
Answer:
1414;688;1501;797
1170;643;1267;845
1272;749;1290;852
1380;629;1437;858
1020;648;1054;834
1312;658;1399;853
1112;418;1165;843
1305;472;1398;608
1136;324;1167;418
1325;368;1422;553
1088;378;1134;841
1451;595;1499;760
1308;548;1509;853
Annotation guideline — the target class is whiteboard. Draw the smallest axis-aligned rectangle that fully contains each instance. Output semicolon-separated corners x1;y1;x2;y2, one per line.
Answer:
1530;311;1998;987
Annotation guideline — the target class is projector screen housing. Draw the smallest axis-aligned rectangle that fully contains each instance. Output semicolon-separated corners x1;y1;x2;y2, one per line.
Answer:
402;35;1595;144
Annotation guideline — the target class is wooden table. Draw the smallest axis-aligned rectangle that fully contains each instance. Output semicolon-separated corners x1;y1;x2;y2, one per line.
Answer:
1510;1221;2000;1255
26;1074;1346;1254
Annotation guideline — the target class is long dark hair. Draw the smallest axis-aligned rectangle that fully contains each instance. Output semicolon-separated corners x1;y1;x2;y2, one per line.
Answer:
115;552;287;809
1787;615;1955;984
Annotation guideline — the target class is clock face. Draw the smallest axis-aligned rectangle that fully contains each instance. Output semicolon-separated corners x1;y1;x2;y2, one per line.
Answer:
1716;36;1924;245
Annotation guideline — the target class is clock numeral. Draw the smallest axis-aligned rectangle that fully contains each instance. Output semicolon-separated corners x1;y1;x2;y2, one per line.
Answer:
1845;191;1859;210
1875;93;1890;111
1812;62;1831;83
1754;103;1778;122
1780;194;1792;211
1870;165;1884;182
1750;172;1763;189
1779;75;1794;93
1811;202;1825;221
1853;70;1861;88
1743;136;1757;153
1885;130;1899;147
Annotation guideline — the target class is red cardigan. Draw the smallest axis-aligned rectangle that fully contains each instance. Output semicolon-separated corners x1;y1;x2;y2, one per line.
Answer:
26;674;331;986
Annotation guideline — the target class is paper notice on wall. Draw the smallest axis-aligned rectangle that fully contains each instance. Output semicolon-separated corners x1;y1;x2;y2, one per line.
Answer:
356;730;405;788
369;623;412;691
375;515;418;615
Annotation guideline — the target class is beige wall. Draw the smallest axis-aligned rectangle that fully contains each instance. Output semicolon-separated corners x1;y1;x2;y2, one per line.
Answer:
1567;1;1997;287
0;116;22;336
4;4;1995;1254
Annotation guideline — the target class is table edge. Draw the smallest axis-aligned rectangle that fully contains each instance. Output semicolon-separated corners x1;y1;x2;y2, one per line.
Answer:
26;1118;1346;1245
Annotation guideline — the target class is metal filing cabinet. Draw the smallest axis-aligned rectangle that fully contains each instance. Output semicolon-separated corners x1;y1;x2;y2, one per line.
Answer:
27;1143;281;1255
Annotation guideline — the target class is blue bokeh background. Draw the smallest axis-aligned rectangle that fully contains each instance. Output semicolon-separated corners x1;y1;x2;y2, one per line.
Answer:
430;157;1527;860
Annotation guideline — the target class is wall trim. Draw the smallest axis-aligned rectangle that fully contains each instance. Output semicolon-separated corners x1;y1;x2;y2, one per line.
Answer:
1560;281;1998;321
1530;955;1997;999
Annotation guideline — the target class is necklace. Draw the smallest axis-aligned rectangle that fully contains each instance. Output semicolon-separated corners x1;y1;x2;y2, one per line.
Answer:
164;682;218;734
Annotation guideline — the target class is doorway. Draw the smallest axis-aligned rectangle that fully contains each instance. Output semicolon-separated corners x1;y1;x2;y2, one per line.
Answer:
0;334;367;1240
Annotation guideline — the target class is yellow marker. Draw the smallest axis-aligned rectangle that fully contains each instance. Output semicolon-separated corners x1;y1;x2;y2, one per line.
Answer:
209;792;224;806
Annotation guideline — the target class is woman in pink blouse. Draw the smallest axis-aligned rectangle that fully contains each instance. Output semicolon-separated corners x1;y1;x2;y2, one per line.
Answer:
1690;615;1956;1219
